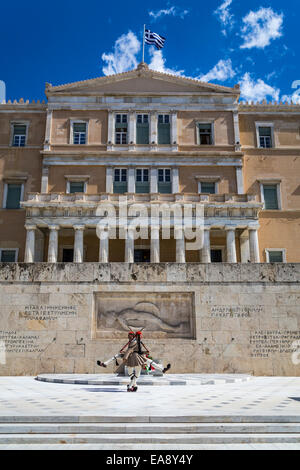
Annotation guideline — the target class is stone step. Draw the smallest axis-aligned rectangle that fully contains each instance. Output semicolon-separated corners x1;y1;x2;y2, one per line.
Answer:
2;444;300;450
0;433;300;445
0;415;299;423
1;422;300;434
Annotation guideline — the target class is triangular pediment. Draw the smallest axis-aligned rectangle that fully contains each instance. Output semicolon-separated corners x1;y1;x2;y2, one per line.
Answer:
46;64;239;96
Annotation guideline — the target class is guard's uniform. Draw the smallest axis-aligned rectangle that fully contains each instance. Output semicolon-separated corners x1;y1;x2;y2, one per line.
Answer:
97;329;171;391
115;337;147;390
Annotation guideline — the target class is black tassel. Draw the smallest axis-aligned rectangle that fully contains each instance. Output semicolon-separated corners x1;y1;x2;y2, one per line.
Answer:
115;359;119;366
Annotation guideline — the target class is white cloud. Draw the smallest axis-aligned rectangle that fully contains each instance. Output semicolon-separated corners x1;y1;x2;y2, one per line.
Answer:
101;32;184;77
0;81;6;103
101;31;141;76
240;7;283;49
239;73;280;102
281;81;300;104
149;6;189;20
214;0;234;36
281;93;300;104
148;48;184;76
198;59;236;83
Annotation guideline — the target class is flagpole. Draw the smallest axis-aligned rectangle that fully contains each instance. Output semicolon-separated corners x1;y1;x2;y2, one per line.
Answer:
142;24;146;63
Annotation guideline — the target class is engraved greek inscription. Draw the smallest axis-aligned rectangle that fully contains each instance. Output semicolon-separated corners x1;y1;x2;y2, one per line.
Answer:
250;330;300;358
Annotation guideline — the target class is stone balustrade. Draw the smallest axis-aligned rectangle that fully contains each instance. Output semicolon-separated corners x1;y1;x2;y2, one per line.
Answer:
22;192;259;206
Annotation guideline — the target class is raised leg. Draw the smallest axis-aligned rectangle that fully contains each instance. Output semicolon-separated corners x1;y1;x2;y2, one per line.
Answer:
97;353;122;368
144;357;171;373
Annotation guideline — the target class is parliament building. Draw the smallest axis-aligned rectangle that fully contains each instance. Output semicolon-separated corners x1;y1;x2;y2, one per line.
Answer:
0;62;299;266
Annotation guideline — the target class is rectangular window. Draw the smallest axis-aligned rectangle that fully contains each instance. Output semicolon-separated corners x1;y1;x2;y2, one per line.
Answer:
136;114;149;144
259;127;272;148
136;169;150;193
115;114;128;144
12;124;27;147
158;168;172;193
73;123;87;145
69;181;85;193
198;123;212;145
0;249;17;262
268;250;284;263
5;184;22;209
158;114;170;145
114;168;128;193
200;182;216;194
263;184;279;210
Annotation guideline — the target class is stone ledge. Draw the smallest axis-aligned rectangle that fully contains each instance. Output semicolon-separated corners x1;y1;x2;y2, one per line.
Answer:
35;373;252;386
0;263;299;284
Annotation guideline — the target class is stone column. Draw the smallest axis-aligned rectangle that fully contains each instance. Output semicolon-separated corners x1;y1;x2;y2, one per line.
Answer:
73;225;85;263
128;167;135;193
225;227;237;263
233;111;240;147
47;225;59;263
240;230;250;263
151;226;160;263
24;225;36;263
249;228;260;263
201;228;211;263
107;112;114;145
175;228;185;263
172;168;179;194
128;112;136;146
125;228;135;263
150;167;158;193
41;165;49;193
236;166;244;195
44;110;52;151
99;230;109;263
106;167;114;193
150;112;158;145
170;112;177;145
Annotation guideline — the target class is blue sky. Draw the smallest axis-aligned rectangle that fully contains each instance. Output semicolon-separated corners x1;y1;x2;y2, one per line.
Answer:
1;0;300;103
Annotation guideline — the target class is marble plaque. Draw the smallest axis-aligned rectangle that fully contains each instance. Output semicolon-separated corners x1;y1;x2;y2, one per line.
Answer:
94;292;195;339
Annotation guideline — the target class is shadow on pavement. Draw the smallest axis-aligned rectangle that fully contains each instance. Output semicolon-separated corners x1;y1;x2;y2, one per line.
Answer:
82;388;126;393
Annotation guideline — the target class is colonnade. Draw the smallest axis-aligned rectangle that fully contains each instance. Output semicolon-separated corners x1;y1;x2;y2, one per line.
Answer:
24;225;260;263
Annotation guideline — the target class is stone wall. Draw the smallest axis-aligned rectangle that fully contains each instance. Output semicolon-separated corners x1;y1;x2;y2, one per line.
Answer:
0;263;299;376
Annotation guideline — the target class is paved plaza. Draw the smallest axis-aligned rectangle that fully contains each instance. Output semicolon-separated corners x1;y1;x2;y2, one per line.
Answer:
0;374;300;449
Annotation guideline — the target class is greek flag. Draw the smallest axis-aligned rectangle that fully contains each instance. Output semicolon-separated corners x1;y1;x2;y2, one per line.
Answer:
145;29;166;50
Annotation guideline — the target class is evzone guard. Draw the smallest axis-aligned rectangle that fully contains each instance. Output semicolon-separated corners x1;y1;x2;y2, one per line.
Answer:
97;328;171;392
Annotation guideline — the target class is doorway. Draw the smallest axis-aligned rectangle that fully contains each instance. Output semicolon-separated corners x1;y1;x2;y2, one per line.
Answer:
211;249;223;263
134;249;150;262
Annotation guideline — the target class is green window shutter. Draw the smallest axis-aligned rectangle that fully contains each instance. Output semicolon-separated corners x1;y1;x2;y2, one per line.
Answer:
263;185;278;210
73;123;86;133
69;182;85;193
136;182;150;193
259;127;271;137
201;182;215;194
158;123;171;144
268;251;283;262
158;182;172;194
6;184;22;209
136;123;149;144
115;123;128;129
1;250;17;262
13;125;26;136
113;182;128;194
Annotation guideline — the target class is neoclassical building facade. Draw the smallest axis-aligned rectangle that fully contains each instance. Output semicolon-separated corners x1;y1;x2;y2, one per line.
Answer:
0;63;299;265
